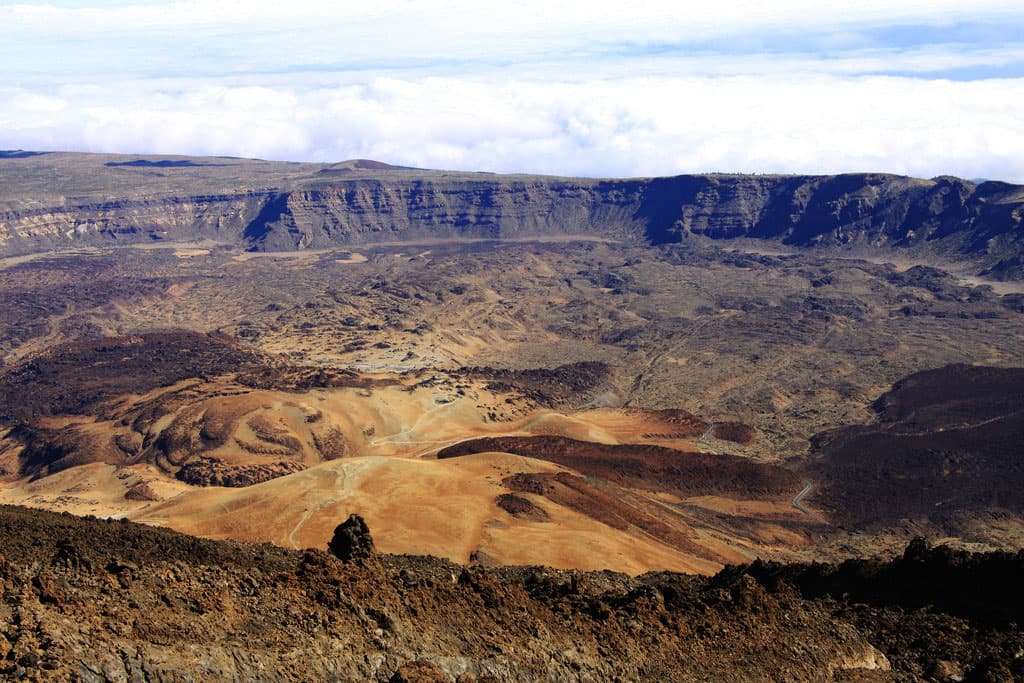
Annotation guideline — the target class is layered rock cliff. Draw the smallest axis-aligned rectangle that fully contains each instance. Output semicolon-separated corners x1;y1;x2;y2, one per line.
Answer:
638;174;1024;268
241;180;646;250
2;152;1022;277
0;192;270;253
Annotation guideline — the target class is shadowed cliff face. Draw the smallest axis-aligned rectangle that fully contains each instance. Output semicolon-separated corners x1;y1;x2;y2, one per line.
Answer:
1;153;1023;277
637;173;1022;255
242;180;648;250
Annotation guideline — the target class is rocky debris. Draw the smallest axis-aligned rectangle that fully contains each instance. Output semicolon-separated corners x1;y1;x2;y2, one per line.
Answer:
124;481;159;501
328;514;376;562
463;361;612;407
175;457;307;487
235;364;369;392
926;659;965;681
747;538;1024;628
0;505;1022;681
389;659;447;683
494;493;549;522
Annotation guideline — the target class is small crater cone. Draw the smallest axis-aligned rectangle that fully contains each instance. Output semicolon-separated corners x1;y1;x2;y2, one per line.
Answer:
328;514;375;562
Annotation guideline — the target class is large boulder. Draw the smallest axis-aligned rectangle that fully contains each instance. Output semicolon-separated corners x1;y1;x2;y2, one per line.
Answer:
327;514;375;562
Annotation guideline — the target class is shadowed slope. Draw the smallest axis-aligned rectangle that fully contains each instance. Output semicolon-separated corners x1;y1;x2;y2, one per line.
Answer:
811;364;1024;529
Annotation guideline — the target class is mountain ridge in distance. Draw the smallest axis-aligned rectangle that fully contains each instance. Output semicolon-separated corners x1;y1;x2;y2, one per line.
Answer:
1;152;1023;280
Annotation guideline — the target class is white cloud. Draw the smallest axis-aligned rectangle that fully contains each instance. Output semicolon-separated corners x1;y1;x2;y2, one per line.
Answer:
11;93;66;112
1;1;1023;181
2;75;1023;182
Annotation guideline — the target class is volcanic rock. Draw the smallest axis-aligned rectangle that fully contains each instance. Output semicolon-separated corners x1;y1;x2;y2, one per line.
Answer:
328;514;376;562
389;659;447;683
124;481;159;501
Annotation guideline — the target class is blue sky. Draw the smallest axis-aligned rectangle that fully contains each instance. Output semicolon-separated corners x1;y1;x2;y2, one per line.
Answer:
2;1;1023;181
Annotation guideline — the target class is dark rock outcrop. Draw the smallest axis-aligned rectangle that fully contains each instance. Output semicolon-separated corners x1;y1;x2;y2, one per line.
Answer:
124;481;159;501
810;364;1024;529
175;457;307;487
495;493;549;522
328;514;376;562
1;504;1021;681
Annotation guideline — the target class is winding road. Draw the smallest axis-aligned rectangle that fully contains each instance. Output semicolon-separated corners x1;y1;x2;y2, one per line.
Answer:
792;481;831;526
695;422;719;454
698;422;716;444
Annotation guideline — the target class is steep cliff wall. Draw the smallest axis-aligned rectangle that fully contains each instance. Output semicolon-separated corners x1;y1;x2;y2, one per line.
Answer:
1;153;1022;276
0;192;271;254
638;173;1023;248
243;179;649;249
232;173;1024;278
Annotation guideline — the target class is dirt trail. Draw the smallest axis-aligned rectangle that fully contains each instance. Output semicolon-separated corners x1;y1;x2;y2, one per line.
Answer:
285;460;378;549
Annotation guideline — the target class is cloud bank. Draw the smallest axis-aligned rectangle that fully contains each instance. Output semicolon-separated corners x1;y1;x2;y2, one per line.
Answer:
2;1;1023;181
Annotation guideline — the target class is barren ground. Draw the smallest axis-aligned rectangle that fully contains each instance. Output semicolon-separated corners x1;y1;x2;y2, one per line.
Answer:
2;238;1023;573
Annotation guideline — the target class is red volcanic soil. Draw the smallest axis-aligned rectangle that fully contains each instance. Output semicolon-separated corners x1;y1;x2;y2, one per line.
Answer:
810;364;1024;529
438;435;799;500
712;422;757;445
501;471;724;560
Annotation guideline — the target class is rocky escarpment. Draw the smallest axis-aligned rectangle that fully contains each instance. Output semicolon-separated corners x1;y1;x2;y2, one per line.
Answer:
226;174;1024;274
0;192;273;254
1;153;1023;277
639;174;1024;277
242;180;648;250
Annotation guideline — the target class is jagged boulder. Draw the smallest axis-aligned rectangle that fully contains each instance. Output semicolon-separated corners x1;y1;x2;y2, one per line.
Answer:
328;514;375;562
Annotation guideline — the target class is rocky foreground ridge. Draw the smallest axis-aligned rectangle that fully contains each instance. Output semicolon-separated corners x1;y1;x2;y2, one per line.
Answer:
1;152;1023;277
1;505;1022;681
